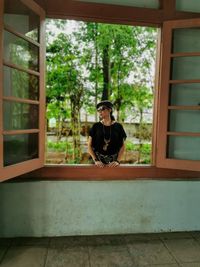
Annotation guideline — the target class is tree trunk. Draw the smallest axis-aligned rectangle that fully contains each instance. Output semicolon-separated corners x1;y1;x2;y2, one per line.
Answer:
94;23;98;122
102;44;110;100
70;99;81;163
137;109;143;163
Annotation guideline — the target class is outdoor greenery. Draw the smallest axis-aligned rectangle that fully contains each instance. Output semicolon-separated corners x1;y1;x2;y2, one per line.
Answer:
45;19;157;164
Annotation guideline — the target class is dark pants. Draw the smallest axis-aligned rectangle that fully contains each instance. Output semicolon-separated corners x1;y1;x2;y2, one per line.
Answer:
95;152;118;164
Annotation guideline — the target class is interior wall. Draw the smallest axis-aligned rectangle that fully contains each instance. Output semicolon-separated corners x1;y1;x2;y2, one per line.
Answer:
0;179;200;237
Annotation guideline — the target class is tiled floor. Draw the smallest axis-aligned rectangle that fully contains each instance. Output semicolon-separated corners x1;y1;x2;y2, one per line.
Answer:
1;232;200;266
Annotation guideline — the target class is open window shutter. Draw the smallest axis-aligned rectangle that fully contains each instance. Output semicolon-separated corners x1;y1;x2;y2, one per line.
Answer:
0;0;45;181
156;18;200;171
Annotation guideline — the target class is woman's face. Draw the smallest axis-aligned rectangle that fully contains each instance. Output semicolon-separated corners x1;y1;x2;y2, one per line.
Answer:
97;106;111;119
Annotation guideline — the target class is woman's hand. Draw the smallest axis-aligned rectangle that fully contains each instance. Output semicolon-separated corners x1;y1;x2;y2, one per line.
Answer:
95;160;105;168
107;161;120;167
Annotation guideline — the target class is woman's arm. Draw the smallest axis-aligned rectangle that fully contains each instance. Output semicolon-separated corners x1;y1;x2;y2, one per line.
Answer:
88;136;105;167
117;141;125;162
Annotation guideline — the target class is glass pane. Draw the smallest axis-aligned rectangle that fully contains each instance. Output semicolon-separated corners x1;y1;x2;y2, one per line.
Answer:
3;133;38;166
3;66;39;100
3;101;39;130
77;0;159;8
4;0;39;42
168;136;200;160
172;28;200;53
169;110;200;133
176;0;200;13
3;30;39;71
170;84;200;106
171;57;200;80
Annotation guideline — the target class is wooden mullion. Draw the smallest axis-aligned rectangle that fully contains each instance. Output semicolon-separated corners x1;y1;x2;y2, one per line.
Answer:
4;24;40;47
3;129;39;135
168;106;200;110
169;79;200;84
167;131;200;137
3;96;39;105
162;0;176;18
158;0;164;10
3;61;40;77
152;29;162;166
21;0;46;18
38;9;46;166
156;20;172;165
171;52;200;57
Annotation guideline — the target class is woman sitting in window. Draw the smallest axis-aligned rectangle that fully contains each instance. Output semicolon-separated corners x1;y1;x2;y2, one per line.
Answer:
88;100;127;167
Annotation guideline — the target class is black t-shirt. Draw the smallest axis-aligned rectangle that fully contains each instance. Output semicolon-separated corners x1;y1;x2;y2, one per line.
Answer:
89;122;127;155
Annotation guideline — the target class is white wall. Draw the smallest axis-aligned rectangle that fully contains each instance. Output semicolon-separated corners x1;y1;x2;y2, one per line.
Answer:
0;180;200;237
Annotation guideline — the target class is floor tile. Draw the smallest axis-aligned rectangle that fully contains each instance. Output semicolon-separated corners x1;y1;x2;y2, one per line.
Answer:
0;246;47;267
191;231;200;244
164;238;200;263
148;265;179;267
0;247;7;263
127;239;176;266
49;236;89;248
12;237;49;246
45;247;90;267
89;245;134;267
190;231;200;239
0;238;12;246
87;234;126;246
124;233;160;243
181;263;200;267
160;232;193;240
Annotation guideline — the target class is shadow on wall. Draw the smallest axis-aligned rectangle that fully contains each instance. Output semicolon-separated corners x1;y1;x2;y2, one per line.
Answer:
0;181;50;237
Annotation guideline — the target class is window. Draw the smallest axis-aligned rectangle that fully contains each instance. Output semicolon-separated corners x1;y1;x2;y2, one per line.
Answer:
1;0;200;181
157;19;200;172
45;19;157;166
0;0;45;181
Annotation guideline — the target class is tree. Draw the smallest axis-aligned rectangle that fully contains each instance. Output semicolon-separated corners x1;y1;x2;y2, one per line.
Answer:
46;31;84;162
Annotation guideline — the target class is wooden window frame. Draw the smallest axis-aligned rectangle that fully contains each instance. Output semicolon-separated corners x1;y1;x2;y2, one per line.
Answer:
0;0;46;182
157;18;200;172
21;1;200;181
2;0;200;181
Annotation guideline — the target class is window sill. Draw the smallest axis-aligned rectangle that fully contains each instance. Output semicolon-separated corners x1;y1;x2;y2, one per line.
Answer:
17;164;200;181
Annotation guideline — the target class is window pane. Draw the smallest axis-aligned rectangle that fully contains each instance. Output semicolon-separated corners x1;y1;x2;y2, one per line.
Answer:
4;0;39;42
176;0;200;13
3;30;39;71
172;28;200;53
171;57;200;80
3;101;39;130
3;66;39;100
170;84;200;106
169;110;200;133
3;133;38;166
168;136;200;160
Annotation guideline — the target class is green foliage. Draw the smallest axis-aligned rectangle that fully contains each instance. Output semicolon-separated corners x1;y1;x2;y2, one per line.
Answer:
47;140;69;152
125;141;151;164
139;144;152;164
125;140;136;151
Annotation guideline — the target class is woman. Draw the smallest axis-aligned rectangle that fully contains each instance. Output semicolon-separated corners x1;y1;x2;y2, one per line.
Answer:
88;100;127;167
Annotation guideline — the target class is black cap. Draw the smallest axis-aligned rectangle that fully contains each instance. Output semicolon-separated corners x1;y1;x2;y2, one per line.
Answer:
96;100;113;109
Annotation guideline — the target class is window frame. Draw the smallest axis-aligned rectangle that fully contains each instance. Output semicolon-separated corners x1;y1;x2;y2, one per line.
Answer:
0;0;46;182
2;0;200;181
28;4;200;180
156;18;200;172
